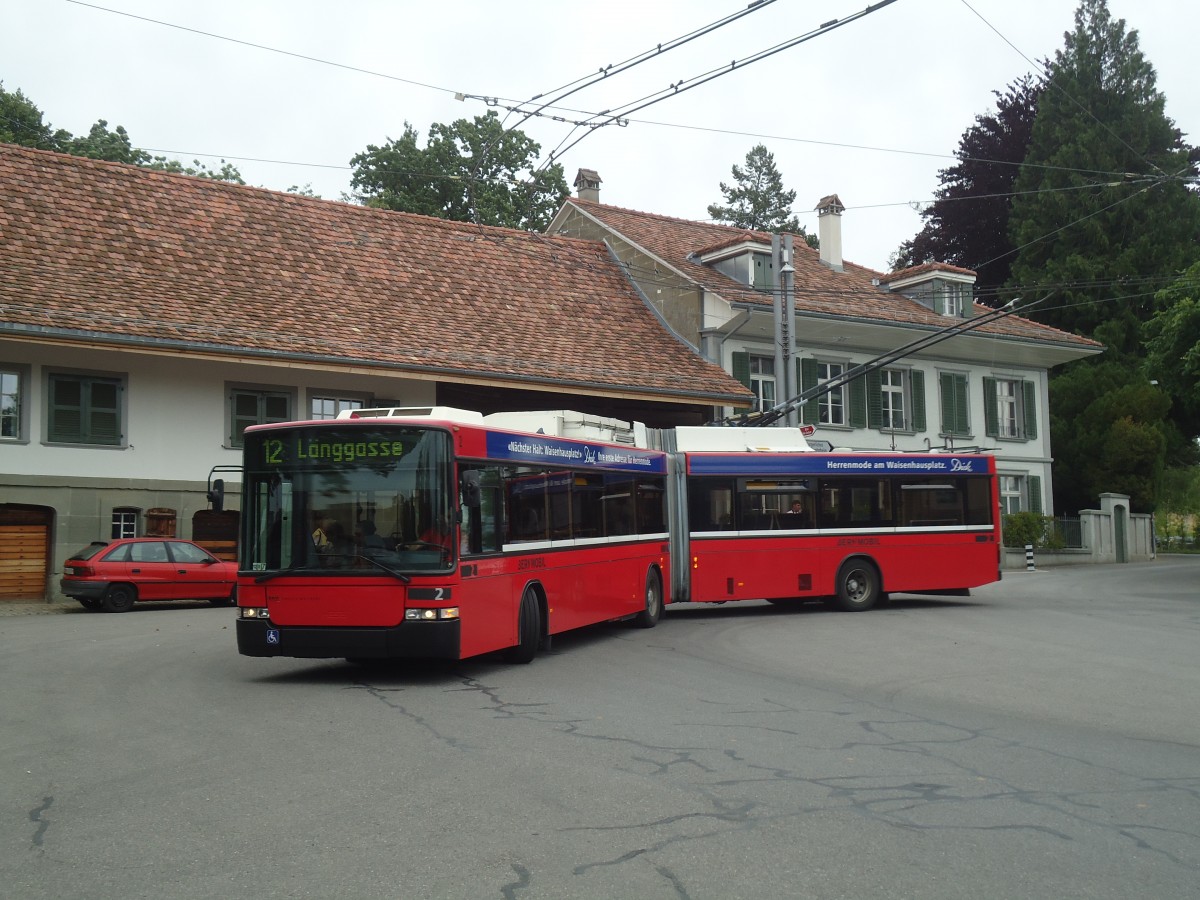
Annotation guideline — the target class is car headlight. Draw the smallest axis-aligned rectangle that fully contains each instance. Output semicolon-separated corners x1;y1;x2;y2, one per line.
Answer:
240;607;271;619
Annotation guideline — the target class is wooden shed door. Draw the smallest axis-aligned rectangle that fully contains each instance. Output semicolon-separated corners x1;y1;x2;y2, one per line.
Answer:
0;524;49;600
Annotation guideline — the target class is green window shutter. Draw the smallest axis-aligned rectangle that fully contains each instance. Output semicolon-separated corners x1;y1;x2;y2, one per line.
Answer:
933;288;945;316
265;393;291;425
864;370;881;429
49;375;121;444
983;377;998;438
1022;381;1038;440
87;380;121;445
49;376;83;442
940;372;969;436
801;357;819;425
911;370;926;432
231;392;259;445
849;371;868;429
731;352;751;414
1029;475;1043;514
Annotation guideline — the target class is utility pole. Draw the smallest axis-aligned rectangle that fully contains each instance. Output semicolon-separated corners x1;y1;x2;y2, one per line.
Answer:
771;234;798;426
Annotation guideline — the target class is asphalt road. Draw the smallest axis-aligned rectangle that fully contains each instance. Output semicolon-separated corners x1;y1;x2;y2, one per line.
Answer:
2;557;1198;899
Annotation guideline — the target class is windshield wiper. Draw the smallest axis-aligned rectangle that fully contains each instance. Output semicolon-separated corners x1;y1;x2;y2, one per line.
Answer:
253;565;315;584
350;554;412;583
252;555;412;584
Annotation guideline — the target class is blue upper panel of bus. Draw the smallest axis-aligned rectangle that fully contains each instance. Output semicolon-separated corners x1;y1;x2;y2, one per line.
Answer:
486;432;667;474
686;453;991;477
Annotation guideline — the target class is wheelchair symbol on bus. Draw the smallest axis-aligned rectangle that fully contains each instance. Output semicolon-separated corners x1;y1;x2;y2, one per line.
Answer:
267;629;280;645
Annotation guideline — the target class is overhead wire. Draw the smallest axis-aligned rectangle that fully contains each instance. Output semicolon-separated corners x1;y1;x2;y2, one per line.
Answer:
533;0;903;171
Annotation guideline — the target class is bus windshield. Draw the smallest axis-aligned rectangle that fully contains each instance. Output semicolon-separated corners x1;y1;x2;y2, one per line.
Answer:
241;425;455;576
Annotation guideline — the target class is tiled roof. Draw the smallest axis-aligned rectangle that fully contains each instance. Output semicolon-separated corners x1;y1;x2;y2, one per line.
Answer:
0;144;752;405
883;261;977;282
564;199;1102;351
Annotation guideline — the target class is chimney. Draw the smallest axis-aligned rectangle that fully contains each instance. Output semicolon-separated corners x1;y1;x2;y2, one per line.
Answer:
574;168;602;202
816;194;845;272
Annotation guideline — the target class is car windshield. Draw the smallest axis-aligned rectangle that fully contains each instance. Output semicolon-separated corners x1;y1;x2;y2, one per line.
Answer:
241;425;456;576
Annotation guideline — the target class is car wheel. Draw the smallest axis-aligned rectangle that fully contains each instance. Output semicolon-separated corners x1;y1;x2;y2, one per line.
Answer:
77;597;103;612
102;584;137;613
210;584;237;607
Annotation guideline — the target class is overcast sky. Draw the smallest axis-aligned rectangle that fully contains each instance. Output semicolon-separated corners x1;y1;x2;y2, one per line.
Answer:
5;0;1196;272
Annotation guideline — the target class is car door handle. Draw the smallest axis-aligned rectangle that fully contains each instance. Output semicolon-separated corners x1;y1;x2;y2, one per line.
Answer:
177;569;187;574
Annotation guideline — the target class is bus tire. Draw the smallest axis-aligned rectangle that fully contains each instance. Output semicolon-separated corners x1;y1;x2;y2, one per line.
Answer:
633;567;663;628
103;584;137;613
832;559;880;612
506;586;542;664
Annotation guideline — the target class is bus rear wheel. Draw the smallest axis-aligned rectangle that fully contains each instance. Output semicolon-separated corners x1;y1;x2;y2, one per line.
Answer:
633;568;662;628
505;587;542;664
832;559;880;612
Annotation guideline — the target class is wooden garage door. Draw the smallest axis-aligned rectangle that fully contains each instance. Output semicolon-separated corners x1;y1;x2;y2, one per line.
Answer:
0;524;48;599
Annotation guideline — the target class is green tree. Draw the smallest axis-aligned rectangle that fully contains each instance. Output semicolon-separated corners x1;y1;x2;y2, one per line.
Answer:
1007;0;1200;356
1143;262;1200;438
1;86;243;183
62;120;148;165
1048;359;1172;511
143;156;245;184
0;83;63;150
891;75;1043;297
349;111;569;231
708;144;817;245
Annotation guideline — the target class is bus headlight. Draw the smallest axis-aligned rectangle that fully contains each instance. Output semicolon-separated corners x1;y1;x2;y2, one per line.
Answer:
240;607;271;619
405;607;460;621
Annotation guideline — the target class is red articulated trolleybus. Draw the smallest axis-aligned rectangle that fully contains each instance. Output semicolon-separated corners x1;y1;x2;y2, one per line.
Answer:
235;408;669;664
662;425;1001;611
234;407;999;665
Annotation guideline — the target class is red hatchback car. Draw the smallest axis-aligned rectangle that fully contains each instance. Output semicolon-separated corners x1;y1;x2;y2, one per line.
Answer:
60;538;239;612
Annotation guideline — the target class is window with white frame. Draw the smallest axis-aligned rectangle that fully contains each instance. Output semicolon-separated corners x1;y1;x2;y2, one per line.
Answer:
996;379;1020;438
749;356;776;412
817;362;846;426
111;508;139;539
1;368;22;440
880;369;906;430
311;395;366;420
942;283;968;317
999;475;1025;515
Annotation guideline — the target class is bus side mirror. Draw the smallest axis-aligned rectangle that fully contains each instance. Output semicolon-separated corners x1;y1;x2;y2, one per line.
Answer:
207;478;225;512
460;470;481;509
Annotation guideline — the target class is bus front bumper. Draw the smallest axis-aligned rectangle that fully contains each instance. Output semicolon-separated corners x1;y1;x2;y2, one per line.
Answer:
236;617;461;660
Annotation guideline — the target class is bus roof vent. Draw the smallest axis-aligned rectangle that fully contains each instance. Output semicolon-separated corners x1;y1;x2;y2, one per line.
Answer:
339;406;486;423
673;426;814;453
484;410;641;444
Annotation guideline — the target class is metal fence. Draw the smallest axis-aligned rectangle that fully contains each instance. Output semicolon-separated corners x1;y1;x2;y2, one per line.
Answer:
1054;516;1083;549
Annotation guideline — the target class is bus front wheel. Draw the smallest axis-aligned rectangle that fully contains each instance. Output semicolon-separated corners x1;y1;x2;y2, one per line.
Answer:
506;587;542;664
832;559;880;612
633;568;663;628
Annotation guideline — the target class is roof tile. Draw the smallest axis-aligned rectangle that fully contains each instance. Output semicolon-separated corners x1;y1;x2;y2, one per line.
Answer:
0;144;752;405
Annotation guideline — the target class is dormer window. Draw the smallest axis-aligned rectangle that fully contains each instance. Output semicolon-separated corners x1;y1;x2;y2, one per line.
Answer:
695;240;774;293
940;282;968;317
877;264;978;319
